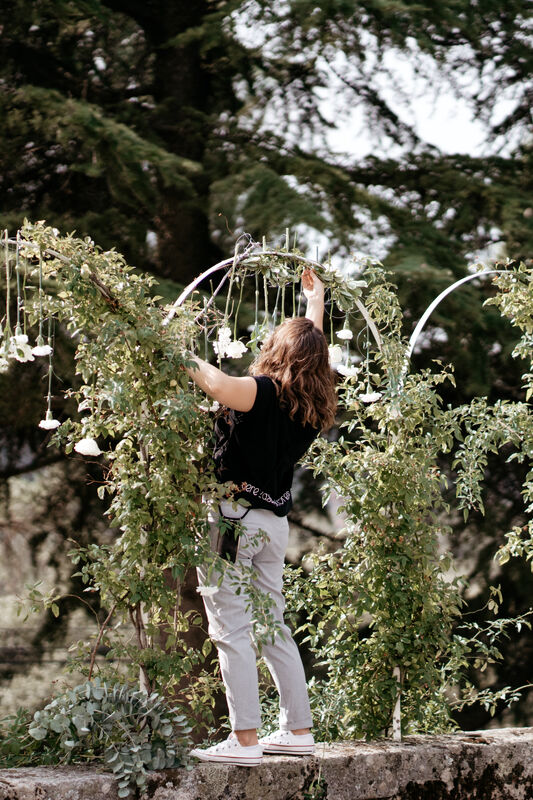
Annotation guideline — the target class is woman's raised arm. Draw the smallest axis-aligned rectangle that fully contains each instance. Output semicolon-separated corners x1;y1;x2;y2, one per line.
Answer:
302;269;324;332
185;356;257;412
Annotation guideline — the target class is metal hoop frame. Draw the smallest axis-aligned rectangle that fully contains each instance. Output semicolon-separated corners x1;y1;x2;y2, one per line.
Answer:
165;248;382;350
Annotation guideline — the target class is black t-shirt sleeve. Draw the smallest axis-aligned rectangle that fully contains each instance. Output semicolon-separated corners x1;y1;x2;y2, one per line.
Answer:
249;375;277;415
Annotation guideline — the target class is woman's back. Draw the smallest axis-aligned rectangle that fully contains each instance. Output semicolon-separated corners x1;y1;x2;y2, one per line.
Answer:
214;374;319;516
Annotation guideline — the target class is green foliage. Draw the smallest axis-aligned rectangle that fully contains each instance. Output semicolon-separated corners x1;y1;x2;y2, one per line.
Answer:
0;708;62;767
484;265;533;567
25;679;191;798
1;220;221;701
284;266;533;739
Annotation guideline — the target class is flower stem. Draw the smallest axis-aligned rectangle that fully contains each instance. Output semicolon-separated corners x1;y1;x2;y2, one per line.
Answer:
4;230;11;335
46;316;53;414
15;232;22;331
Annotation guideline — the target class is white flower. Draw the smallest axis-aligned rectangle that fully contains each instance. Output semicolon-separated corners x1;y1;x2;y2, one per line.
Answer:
9;334;35;362
359;391;382;404
0;356;9;373
213;326;248;358
328;345;344;364
200;400;221;413
32;337;53;357
74;437;102;456
196;585;219;597
336;328;353;341
225;340;248;359
39;412;61;430
213;326;232;356
337;364;359;377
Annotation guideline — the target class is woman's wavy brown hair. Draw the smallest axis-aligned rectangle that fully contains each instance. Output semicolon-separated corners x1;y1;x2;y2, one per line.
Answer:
250;317;337;431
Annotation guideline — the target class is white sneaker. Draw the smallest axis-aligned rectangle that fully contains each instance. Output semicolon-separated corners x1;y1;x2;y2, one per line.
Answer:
259;730;315;755
190;736;263;767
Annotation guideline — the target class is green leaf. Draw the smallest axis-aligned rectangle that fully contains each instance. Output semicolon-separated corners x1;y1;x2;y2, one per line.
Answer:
28;726;48;740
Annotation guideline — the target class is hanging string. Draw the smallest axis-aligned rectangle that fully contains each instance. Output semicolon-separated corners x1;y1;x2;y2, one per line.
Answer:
365;324;372;389
233;270;246;339
39;316;58;427
254;271;259;332
15;233;22;334
263;273;269;326
47;317;54;410
22;242;28;336
272;285;281;327
4;231;11;336
280;283;286;323
223;265;235;325
36;247;45;346
223;240;242;325
91;371;97;420
344;314;351;367
203;297;208;360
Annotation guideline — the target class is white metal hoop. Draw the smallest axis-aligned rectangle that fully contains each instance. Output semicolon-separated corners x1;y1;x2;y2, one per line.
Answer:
400;269;508;383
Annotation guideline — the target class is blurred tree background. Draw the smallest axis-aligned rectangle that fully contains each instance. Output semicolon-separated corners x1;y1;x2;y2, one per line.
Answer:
0;0;532;730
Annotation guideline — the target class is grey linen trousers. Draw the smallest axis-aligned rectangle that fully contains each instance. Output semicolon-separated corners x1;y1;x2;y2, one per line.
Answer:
197;502;313;731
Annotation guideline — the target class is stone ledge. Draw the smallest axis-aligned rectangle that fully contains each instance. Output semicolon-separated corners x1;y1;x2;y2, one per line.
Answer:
1;727;533;800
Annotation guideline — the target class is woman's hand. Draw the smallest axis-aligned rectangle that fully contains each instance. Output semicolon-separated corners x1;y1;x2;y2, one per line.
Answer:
302;269;325;331
302;269;325;304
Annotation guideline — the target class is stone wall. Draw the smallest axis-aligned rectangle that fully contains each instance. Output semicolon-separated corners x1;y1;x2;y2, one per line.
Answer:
1;728;533;800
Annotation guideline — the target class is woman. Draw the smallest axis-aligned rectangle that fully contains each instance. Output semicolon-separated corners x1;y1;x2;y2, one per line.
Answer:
187;269;336;766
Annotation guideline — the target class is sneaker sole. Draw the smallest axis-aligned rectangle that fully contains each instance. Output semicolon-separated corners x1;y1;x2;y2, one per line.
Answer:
190;749;262;767
261;744;315;755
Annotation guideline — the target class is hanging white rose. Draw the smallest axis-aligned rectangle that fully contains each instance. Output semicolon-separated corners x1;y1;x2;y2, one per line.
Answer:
337;364;359;377
32;344;53;356
213;326;248;358
225;340;248;359
39;413;61;430
359;391;382;403
74;437;102;456
0;356;9;373
212;326;232;356
32;336;53;357
328;344;344;364
9;333;35;362
336;328;353;341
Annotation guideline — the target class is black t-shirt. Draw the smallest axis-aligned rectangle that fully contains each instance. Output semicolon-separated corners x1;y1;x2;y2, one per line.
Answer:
213;375;319;516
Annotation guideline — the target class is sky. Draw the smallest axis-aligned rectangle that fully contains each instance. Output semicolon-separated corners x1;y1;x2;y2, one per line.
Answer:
321;47;520;160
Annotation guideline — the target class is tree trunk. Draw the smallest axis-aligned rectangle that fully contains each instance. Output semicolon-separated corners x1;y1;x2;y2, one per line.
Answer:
102;0;225;283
